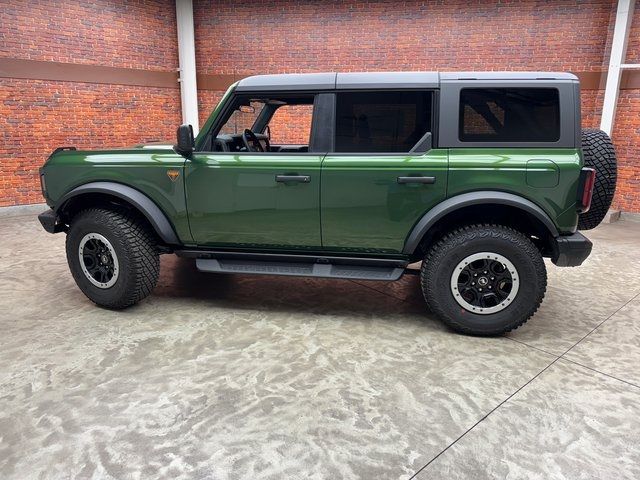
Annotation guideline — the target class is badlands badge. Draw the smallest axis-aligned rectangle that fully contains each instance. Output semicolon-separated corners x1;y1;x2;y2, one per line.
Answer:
167;169;180;182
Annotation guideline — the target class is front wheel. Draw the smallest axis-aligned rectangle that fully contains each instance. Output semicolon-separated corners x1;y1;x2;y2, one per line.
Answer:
66;208;160;309
421;225;547;335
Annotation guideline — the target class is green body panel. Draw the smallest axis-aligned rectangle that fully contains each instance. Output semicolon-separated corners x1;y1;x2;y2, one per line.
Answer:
321;150;448;253
447;149;582;233
40;81;583;254
186;153;322;248
42;149;191;242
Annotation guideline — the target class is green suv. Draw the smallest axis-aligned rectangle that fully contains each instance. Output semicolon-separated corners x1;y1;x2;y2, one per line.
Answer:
38;72;617;335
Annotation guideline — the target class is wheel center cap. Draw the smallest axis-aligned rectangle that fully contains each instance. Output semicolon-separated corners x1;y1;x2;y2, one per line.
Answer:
478;276;489;286
101;254;109;264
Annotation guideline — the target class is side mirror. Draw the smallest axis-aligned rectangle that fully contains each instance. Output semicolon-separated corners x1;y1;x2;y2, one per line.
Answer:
175;124;194;156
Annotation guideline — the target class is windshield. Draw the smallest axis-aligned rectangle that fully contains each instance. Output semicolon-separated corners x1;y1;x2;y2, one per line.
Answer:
219;100;266;135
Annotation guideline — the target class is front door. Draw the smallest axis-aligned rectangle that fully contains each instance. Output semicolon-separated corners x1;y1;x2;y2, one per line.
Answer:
186;92;322;249
186;153;322;248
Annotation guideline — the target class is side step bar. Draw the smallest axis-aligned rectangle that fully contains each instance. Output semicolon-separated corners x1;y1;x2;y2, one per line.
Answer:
177;250;407;281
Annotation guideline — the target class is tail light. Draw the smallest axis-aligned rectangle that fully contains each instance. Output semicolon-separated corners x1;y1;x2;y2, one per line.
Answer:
577;167;596;213
39;168;47;197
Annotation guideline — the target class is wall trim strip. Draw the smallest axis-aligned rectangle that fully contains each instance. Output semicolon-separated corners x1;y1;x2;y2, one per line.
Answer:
1;58;639;92
0;58;179;88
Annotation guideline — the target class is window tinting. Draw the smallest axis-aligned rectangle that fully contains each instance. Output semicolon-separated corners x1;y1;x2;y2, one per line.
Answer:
459;88;560;142
335;91;432;153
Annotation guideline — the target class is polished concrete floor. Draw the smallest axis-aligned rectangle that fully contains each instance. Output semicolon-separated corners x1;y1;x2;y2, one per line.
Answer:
1;211;639;480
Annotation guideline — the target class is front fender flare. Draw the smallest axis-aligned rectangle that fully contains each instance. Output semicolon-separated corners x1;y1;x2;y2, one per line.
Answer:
402;191;560;255
56;181;180;245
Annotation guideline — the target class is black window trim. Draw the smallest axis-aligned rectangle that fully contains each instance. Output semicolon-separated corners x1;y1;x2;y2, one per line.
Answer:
195;89;326;156
438;80;577;149
195;87;441;156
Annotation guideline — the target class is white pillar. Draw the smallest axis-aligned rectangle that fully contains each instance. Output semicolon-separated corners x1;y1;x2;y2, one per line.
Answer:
600;0;636;136
176;0;199;134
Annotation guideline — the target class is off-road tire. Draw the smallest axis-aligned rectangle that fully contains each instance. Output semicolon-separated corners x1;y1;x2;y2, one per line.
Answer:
421;224;547;336
66;208;160;308
578;129;617;230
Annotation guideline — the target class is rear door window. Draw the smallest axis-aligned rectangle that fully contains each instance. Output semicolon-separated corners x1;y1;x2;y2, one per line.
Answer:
334;91;433;153
459;88;560;142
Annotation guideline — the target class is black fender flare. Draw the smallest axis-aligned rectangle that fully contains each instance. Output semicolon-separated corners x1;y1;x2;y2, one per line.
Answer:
402;191;560;255
56;181;180;245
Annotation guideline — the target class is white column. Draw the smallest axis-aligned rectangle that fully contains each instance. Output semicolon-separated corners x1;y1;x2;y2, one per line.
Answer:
176;0;199;134
600;0;636;136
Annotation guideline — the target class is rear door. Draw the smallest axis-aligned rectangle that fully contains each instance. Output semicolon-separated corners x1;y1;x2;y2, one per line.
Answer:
320;90;448;254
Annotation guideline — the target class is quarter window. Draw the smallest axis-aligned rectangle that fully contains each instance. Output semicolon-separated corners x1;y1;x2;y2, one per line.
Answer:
459;88;560;142
335;91;433;153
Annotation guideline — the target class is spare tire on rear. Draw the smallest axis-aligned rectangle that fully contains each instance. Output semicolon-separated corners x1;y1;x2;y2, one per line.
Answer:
578;129;617;230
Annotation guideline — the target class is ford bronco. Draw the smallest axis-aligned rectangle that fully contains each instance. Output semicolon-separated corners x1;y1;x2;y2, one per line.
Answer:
38;72;617;335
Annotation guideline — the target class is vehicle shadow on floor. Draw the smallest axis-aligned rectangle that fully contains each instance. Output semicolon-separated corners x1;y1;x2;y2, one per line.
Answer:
153;255;435;324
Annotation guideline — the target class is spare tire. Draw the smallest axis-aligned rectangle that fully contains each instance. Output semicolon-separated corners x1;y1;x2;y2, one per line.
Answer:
578;129;617;230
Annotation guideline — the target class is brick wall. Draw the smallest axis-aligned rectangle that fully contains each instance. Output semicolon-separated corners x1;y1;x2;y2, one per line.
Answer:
194;0;640;213
1;0;638;212
194;0;615;73
0;79;180;205
0;0;178;70
0;0;181;207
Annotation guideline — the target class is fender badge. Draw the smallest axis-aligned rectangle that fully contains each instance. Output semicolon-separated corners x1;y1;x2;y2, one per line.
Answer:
167;169;180;182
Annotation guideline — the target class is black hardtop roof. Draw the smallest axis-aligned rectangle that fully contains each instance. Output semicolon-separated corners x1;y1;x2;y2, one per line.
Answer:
235;71;579;92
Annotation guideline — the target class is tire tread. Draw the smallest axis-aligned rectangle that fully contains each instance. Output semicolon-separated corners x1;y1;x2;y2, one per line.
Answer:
421;224;547;335
66;208;159;308
579;129;617;230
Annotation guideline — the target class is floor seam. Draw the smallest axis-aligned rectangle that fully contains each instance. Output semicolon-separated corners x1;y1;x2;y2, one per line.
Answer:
409;276;640;477
348;279;407;301
559;291;640;358
408;355;561;479
503;336;561;358
557;357;640;391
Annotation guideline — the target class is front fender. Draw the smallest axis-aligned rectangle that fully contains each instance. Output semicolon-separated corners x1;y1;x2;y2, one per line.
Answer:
56;182;181;245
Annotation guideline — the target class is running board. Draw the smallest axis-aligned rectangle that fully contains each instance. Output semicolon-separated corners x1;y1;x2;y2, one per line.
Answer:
194;258;405;281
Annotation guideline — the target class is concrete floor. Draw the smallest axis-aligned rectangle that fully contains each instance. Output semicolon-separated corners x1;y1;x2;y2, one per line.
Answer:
1;212;639;480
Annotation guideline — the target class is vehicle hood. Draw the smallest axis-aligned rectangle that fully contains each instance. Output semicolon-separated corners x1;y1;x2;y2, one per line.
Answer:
131;141;174;150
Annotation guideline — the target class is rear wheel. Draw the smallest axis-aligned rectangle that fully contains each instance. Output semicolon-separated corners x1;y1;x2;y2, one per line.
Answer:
421;225;546;335
578;129;617;230
66;208;159;308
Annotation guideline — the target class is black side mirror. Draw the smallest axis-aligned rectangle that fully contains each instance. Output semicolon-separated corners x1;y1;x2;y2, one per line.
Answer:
175;124;194;156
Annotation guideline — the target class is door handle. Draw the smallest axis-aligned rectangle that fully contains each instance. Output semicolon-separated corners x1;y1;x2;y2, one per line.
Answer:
275;175;310;183
397;176;436;184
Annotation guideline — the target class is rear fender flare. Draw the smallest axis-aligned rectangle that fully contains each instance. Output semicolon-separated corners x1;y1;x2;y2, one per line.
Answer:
402;191;560;255
56;181;180;245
